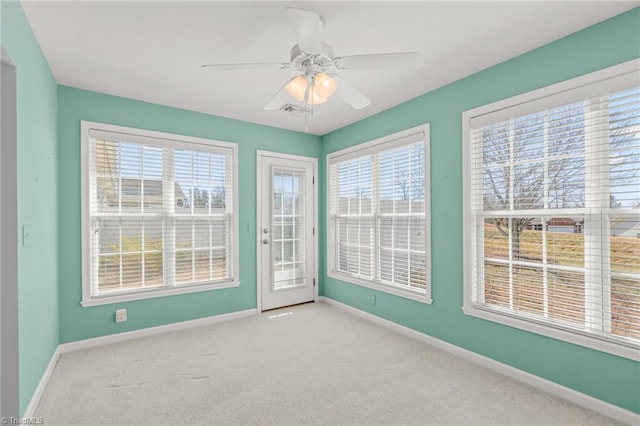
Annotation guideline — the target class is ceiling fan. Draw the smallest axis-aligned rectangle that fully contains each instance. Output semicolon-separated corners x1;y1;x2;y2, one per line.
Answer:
201;7;421;113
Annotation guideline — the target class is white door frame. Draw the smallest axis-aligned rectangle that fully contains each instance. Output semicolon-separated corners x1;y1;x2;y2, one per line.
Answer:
256;150;318;312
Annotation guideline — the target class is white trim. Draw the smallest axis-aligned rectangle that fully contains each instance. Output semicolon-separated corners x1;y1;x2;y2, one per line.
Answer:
22;308;256;419
327;129;426;163
58;308;256;352
83;122;238;151
21;346;61;420
80;121;240;307
462;305;640;361
312;154;319;305
327;271;433;304
325;123;432;303
231;137;241;290
256;150;318;312
256;154;263;312
461;60;640;361
319;297;640;425
256;150;319;164
80;280;240;307
466;59;639;126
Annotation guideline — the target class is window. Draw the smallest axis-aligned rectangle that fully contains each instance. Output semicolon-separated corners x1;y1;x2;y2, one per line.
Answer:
463;60;640;360
327;124;431;303
81;122;239;306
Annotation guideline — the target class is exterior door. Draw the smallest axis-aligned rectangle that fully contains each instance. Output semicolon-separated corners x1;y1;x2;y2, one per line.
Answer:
258;152;316;311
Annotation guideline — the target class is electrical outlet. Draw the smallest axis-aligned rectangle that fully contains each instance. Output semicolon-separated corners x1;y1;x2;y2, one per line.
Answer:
115;309;127;323
371;295;376;306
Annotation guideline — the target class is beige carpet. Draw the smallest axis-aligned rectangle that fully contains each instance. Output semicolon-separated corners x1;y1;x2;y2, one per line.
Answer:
35;302;620;425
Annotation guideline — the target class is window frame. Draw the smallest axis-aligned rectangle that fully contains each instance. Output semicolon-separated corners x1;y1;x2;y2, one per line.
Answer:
462;59;640;361
326;124;432;304
81;121;240;307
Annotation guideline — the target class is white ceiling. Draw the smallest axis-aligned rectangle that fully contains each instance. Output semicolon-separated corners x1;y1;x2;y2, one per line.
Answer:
21;1;636;135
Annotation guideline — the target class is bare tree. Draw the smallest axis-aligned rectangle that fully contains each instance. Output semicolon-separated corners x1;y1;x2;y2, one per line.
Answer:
394;170;411;201
393;145;425;202
482;108;586;260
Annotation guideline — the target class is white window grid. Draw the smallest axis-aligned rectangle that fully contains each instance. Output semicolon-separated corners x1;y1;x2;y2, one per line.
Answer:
463;60;640;359
81;121;239;307
271;167;306;290
472;95;639;341
169;149;234;286
327;124;431;302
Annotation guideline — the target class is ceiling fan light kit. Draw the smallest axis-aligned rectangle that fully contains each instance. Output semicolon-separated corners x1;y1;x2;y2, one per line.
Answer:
314;72;338;99
285;72;337;105
201;7;421;119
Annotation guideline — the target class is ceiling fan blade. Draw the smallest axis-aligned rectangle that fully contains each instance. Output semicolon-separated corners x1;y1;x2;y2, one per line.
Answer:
334;52;421;70
285;7;323;55
333;75;371;110
201;62;290;71
264;76;299;110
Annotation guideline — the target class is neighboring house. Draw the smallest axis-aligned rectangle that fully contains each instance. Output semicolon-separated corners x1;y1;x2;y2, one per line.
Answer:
525;216;640;237
547;217;584;234
95;140;187;208
98;178;186;208
524;217;584;234
96;179;187;245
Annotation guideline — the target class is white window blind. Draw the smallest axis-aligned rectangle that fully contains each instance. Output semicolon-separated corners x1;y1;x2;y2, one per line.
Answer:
327;125;431;301
464;61;640;357
82;122;238;305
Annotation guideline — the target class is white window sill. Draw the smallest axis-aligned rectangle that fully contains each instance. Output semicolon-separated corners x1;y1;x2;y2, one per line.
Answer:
462;304;640;362
81;280;240;307
328;271;433;305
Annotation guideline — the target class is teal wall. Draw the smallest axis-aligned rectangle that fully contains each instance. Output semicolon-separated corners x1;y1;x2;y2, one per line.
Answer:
1;0;60;416
321;9;640;413
5;2;639;417
57;86;321;343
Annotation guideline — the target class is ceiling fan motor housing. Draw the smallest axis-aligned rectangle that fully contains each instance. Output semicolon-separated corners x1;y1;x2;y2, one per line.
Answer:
290;43;334;75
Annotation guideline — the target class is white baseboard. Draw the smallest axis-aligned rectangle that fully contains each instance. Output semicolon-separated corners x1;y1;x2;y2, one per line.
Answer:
22;308;257;418
319;296;640;425
58;308;256;353
22;346;62;419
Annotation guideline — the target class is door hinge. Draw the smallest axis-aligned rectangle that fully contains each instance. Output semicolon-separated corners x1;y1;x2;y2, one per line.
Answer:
312;176;315;184
313;278;316;287
313;227;315;236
